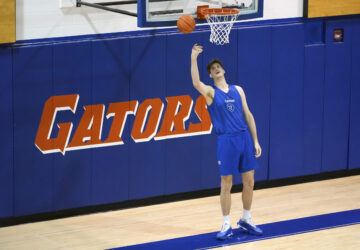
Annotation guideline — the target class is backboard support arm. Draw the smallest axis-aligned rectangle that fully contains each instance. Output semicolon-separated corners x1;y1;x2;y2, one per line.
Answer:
76;0;138;17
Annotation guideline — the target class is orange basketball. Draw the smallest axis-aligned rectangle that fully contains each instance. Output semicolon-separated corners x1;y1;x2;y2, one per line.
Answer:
177;15;196;34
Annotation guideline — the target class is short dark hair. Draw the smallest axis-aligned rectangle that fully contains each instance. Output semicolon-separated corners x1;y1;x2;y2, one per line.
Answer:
207;58;224;74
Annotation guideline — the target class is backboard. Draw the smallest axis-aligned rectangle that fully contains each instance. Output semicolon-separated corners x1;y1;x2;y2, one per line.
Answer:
138;0;263;27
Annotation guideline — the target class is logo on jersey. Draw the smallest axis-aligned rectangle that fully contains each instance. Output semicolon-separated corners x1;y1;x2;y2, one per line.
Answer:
226;103;235;112
225;99;235;112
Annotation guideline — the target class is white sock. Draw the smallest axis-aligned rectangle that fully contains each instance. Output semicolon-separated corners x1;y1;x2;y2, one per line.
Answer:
242;209;251;221
241;209;256;226
223;215;230;224
221;215;231;231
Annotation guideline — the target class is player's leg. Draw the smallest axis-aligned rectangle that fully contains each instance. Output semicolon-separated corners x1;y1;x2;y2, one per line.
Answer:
216;135;239;240
217;174;234;240
237;131;263;235
241;170;256;222
241;169;254;211
220;174;233;216
238;170;262;235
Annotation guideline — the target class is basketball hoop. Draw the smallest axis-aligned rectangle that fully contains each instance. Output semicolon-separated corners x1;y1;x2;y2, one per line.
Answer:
201;8;239;46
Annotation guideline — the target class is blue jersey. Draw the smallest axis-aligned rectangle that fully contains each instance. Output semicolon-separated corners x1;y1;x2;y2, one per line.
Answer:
207;85;248;135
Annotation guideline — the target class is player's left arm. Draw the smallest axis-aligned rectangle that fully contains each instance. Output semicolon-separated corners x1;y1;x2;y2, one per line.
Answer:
235;85;262;158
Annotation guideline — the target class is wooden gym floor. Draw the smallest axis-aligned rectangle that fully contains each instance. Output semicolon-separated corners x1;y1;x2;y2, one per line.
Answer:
0;175;359;249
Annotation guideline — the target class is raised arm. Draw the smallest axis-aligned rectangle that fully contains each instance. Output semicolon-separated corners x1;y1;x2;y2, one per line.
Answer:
191;44;214;105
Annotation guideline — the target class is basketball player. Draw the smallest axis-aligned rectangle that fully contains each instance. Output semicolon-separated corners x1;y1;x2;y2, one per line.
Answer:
190;44;263;240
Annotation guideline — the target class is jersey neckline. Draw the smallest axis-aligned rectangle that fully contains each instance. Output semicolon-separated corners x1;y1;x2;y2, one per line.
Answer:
214;84;232;94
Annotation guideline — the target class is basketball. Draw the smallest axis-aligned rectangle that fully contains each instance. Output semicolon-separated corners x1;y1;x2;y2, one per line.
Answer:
177;15;196;34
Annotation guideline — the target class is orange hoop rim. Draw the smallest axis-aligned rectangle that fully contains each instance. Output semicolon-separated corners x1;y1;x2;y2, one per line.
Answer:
201;8;239;16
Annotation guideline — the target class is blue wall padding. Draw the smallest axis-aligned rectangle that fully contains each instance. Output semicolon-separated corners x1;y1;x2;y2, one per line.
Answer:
91;38;131;205
163;32;219;191
269;24;304;180
303;45;324;175
238;26;272;182
165;32;204;194
200;133;219;189
52;41;93;211
349;18;360;169
304;20;324;44
1;17;360;219
322;20;352;172
12;45;54;216
0;48;13;218
128;35;167;199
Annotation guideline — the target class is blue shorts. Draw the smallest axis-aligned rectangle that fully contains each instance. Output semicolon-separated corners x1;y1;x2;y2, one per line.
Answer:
217;130;259;176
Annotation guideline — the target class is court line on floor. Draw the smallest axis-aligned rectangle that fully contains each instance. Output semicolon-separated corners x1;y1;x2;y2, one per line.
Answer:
198;221;360;250
109;209;360;250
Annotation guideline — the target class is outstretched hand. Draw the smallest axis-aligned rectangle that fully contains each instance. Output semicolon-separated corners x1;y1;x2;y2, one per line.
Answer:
191;44;203;58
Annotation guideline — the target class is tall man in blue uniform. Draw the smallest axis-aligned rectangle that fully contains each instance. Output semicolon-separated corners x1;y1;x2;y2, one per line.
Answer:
191;44;263;240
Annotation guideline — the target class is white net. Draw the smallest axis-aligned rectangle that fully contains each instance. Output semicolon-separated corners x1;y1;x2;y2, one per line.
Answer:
204;9;239;46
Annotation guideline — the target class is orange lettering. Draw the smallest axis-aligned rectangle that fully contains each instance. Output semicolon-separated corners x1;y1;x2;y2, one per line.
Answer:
104;101;138;145
34;94;79;155
35;94;214;155
67;104;105;150
131;98;164;142
187;95;213;135
155;95;193;140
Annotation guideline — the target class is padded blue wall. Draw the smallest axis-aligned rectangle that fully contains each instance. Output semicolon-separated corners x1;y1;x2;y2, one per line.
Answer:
349;18;360;170
303;45;324;175
165;33;204;193
238;26;271;182
0;17;359;219
129;35;167;199
12;45;54;216
0;48;13;218
91;37;131;205
52;41;93;211
322;20;352;172
270;23;304;179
